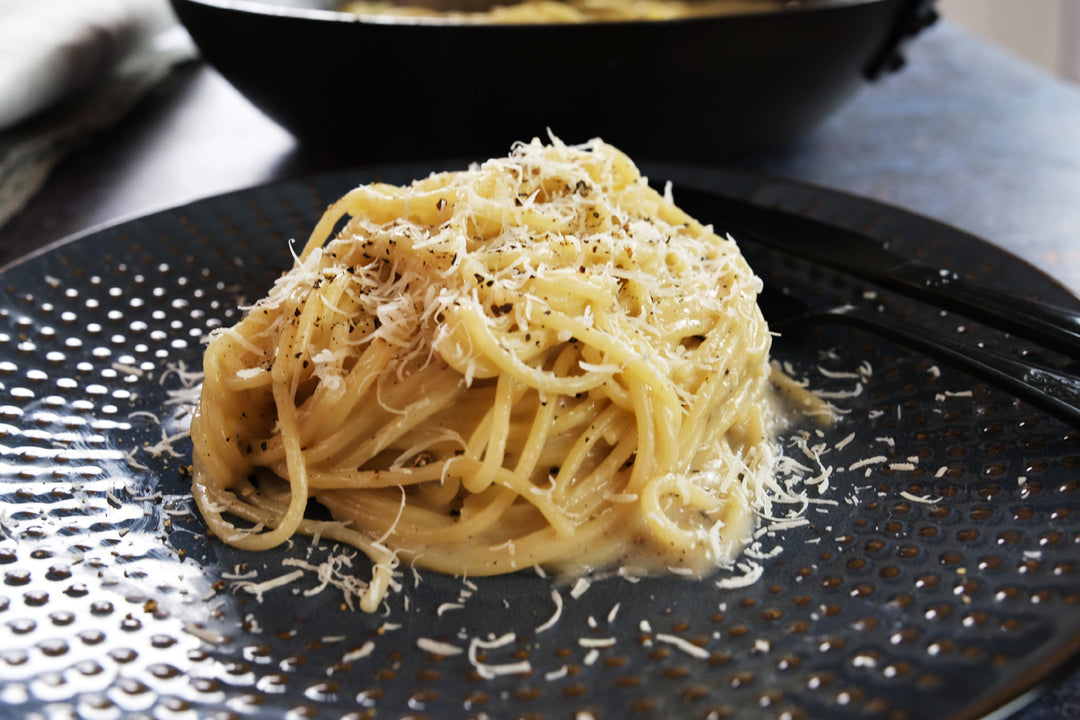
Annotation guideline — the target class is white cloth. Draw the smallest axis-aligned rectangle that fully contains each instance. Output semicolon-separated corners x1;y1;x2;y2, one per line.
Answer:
0;0;195;230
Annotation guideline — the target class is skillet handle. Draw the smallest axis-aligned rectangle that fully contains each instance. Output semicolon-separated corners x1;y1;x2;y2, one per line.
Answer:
865;0;939;79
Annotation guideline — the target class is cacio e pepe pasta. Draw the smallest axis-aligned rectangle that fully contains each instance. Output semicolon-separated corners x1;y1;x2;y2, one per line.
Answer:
190;136;809;611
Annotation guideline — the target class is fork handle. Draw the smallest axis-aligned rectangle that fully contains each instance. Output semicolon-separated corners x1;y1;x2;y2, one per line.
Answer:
889;263;1080;358
679;185;1080;358
778;305;1080;428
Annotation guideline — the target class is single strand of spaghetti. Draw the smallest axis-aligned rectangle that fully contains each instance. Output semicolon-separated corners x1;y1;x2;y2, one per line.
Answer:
194;358;251;486
548;392;606;437
509;387;558;480
206;479;401;570
466;244;534;275
301;186;406;259
213;324;269;359
300;369;468;471
594;372;632;412
191;473;276;548
221;367;274;391
422;479;544;544
638;475;726;556
456;445;581;536
396;186;459;221
385;424;470;469
412;468;463;508
287;287;336;362
656;314;724;349
526;270;616;308
531;309;682;417
624;378;660;494
269;295;304;387
446;303;612;394
251;339;400;464
550;400;621;497
223;382;311;551
406;504;632;576
560;418;638;511
304;460;457;489
460;392;498;467
462;373;520;494
627;359;683;472
733;407;769;466
333;483;521;547
320;479;494;537
541;344;603;431
316;481;484;540
298;338;399;439
686;319;766;431
677;352;751;460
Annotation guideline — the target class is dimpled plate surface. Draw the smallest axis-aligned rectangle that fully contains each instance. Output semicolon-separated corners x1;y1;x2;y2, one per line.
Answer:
1;165;1079;720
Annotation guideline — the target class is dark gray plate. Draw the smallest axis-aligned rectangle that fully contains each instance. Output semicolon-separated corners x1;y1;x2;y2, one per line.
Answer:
2;165;1078;720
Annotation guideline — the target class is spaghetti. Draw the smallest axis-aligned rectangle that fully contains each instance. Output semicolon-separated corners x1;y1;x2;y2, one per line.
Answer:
341;0;784;23
191;136;793;611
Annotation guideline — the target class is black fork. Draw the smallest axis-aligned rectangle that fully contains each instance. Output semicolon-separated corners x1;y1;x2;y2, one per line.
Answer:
759;284;1080;428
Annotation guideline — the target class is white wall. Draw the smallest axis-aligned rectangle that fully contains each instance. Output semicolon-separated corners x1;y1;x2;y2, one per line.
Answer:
937;0;1080;83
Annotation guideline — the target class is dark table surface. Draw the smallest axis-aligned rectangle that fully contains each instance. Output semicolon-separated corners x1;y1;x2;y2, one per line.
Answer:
1;17;1079;720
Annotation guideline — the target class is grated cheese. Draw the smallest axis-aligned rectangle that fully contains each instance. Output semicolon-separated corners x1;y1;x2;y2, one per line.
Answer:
437;602;465;616
545;665;570;681
899;490;939;504
848;456;888;472
569;577;592;599
535;588;564;633
655;633;709;659
417;637;464;656
281;553;376;611
467;633;531;679
715;561;764;589
232;569;305;602
341;641;376;663
182;623;227;644
578;637;616;648
813;384;864;400
816;367;862;380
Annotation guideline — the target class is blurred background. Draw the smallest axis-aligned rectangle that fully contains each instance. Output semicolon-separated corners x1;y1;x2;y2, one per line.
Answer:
940;0;1080;83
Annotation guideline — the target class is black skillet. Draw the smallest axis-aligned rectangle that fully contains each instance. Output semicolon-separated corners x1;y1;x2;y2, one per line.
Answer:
169;0;937;162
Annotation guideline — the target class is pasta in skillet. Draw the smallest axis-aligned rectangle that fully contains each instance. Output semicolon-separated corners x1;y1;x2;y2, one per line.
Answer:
342;0;784;23
191;136;789;611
